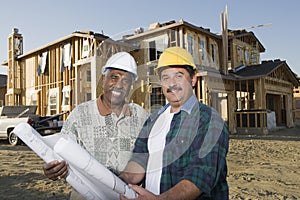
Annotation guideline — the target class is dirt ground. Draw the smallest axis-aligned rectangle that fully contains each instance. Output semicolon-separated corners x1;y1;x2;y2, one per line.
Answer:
0;126;299;200
228;127;300;200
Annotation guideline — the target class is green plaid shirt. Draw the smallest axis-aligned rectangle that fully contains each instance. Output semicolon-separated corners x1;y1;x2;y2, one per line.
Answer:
131;95;229;199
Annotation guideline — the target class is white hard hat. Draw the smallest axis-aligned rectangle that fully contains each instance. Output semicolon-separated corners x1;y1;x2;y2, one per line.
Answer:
102;52;138;80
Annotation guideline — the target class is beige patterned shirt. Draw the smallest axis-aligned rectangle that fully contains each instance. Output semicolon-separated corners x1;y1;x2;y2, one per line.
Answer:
61;98;148;173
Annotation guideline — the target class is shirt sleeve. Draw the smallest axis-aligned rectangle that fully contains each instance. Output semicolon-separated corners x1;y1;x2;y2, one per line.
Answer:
129;117;152;169
60;106;80;142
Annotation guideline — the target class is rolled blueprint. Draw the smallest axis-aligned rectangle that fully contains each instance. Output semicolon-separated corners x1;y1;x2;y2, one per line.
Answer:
13;122;137;200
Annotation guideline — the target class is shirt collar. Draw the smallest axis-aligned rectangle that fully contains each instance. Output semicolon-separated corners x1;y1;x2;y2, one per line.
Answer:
98;94;131;116
157;94;197;115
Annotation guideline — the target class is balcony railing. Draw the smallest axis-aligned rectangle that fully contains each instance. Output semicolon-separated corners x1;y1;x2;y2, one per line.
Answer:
235;109;268;130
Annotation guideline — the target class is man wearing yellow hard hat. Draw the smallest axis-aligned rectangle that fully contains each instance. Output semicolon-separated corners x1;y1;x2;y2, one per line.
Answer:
120;47;229;199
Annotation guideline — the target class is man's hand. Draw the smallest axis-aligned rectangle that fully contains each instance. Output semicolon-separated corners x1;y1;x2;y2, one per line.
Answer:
120;184;158;200
120;180;201;200
43;160;68;181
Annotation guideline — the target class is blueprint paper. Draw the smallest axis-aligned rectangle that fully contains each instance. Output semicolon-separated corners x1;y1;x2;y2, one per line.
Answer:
13;122;137;200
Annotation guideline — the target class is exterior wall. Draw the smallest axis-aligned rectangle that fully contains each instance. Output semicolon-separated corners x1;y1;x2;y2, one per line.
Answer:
207;38;220;69
254;78;265;109
6;32;22;105
19;42;76;116
200;75;235;129
0;87;6;106
293;86;300;126
264;74;295;127
197;35;210;67
5;30;108;118
286;93;294;127
229;38;261;69
184;29;222;71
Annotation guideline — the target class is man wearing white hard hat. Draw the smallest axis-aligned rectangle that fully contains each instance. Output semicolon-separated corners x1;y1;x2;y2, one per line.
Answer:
42;52;148;199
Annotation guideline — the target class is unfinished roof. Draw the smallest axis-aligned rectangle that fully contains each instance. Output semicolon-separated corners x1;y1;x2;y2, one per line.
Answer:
123;19;220;40
1;31;109;66
229;30;265;53
21;31;109;58
230;60;299;86
197;65;236;80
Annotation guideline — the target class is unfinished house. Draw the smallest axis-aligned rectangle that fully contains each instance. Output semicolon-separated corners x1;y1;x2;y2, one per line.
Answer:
1;28;132;118
122;20;236;131
122;20;299;133
2;20;299;134
231;60;299;133
227;30;299;133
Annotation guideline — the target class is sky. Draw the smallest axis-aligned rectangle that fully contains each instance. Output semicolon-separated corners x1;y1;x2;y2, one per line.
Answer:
0;0;299;76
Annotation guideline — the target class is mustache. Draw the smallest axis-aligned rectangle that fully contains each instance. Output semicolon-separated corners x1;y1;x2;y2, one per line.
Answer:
109;87;125;94
166;86;182;93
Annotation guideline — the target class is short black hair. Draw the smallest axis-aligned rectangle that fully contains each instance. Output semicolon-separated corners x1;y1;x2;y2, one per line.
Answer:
158;65;195;78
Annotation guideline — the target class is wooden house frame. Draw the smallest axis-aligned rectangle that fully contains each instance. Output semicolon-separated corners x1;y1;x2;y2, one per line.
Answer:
123;20;299;133
2;20;299;134
2;29;133;118
231;60;298;133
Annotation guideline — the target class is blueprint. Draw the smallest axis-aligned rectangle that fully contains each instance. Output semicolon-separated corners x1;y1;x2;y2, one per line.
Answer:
13;122;137;200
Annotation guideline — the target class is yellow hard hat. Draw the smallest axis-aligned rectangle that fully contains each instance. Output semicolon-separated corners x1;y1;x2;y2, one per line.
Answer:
154;46;197;74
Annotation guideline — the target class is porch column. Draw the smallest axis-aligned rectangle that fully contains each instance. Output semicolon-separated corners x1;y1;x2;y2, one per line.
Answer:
286;93;294;127
254;78;266;109
91;56;97;100
179;27;184;48
227;91;236;133
74;65;79;107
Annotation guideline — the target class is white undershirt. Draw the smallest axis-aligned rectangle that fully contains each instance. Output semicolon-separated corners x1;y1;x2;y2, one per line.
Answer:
146;107;174;195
